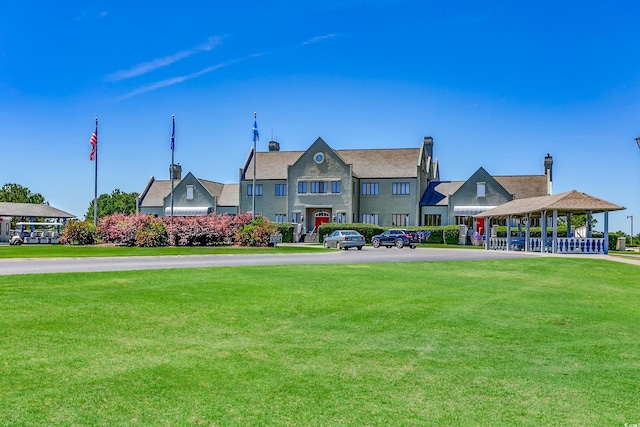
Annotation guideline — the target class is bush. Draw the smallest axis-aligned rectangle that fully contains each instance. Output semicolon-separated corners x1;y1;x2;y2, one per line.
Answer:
163;213;252;246
235;216;277;247
98;213;151;246
275;223;294;243
134;219;168;247
61;220;97;245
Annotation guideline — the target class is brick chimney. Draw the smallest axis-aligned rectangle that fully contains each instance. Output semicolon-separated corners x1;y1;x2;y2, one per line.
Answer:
170;163;182;180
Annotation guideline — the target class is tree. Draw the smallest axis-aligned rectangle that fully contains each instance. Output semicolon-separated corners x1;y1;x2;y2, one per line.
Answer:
0;183;45;204
85;189;139;220
557;214;597;228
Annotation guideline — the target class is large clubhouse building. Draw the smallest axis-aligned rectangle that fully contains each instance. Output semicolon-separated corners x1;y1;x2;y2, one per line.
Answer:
138;136;552;236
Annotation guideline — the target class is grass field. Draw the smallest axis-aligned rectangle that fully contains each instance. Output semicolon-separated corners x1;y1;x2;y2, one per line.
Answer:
1;257;639;426
0;244;326;258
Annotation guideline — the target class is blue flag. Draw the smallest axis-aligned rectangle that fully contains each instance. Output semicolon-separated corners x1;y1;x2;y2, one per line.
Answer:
253;117;259;143
170;117;175;151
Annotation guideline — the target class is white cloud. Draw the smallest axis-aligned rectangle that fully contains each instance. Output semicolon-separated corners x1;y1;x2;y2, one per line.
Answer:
118;52;266;100
106;36;224;82
301;34;339;45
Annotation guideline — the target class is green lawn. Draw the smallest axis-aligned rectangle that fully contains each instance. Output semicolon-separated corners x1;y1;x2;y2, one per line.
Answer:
1;258;639;426
0;244;325;258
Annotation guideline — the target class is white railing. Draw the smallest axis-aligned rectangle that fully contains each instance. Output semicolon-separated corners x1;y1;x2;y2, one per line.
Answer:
489;237;605;254
555;238;605;254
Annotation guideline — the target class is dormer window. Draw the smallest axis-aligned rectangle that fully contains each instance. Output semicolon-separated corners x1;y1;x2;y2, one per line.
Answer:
186;186;194;200
477;182;486;198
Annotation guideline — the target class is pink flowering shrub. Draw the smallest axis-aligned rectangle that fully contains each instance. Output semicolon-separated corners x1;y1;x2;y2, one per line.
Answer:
162;213;253;246
135;219;168;247
98;213;167;247
234;216;277;247
95;212;254;247
61;220;97;245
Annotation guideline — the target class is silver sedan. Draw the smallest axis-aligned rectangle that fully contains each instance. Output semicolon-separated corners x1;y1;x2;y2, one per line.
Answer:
323;230;365;250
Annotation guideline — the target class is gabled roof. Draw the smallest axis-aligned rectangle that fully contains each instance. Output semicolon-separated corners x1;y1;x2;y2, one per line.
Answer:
337;148;421;178
139;179;181;207
139;176;230;208
494;175;547;199
475;190;625;218
198;179;224;200
243;151;304;180
218;184;239;207
0;202;76;218
243;147;422;180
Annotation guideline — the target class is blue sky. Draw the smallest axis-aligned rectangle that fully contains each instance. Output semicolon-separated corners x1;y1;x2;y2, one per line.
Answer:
1;1;639;233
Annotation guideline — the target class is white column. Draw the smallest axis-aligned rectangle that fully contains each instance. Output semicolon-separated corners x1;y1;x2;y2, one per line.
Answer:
552;209;558;253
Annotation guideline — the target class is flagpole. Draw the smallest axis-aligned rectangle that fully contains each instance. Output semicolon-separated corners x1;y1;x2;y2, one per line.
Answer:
170;115;175;219
252;112;258;220
93;117;98;228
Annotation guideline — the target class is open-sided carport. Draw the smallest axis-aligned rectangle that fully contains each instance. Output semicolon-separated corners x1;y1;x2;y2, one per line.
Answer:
0;202;75;243
474;190;625;254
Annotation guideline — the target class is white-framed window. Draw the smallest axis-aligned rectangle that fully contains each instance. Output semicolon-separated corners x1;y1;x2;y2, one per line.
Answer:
361;214;379;225
298;181;307;194
392;213;409;226
275;214;287;222
392;182;410;195
275;184;287;196
477;182;486;198
424;214;441;226
336;212;346;223
331;181;341;193
292;212;302;223
248;184;263;196
362;182;379;195
186;185;194;200
456;216;470;226
310;181;327;194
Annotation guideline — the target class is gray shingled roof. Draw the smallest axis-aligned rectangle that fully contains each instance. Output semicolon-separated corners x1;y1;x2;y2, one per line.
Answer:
338;148;421;178
139;178;237;208
139;179;180;207
244;148;421;180
475;190;625;218
218;184;239;207
198;179;224;199
495;175;547;199
0;202;76;218
244;151;304;180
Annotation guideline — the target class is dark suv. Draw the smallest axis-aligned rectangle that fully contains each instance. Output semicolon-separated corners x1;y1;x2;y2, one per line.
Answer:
371;229;420;249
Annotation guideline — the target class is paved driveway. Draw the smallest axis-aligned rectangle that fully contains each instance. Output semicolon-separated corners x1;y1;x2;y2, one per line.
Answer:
0;247;536;275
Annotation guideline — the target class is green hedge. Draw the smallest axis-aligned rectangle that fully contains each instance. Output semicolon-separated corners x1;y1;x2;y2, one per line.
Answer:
275;223;294;243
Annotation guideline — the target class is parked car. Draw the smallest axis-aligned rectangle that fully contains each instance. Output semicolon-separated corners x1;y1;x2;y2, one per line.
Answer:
323;230;365;250
371;229;420;249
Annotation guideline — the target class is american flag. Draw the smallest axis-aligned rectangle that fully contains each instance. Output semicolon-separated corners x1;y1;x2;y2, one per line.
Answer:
89;127;97;161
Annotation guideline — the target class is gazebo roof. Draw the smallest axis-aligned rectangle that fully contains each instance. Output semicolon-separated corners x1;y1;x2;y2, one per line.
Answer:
475;190;625;218
0;202;76;219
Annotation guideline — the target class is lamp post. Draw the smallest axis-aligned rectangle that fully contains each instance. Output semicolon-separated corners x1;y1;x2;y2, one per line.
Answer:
628;215;634;246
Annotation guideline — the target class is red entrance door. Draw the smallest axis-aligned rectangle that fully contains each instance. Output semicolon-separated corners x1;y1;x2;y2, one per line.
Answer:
476;218;485;235
315;215;330;231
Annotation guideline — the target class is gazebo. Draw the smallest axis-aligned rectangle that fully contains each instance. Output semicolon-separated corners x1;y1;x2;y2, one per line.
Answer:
475;190;625;254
